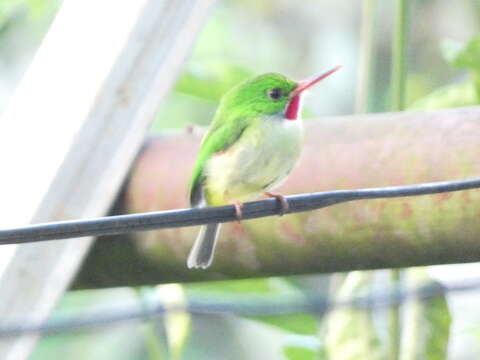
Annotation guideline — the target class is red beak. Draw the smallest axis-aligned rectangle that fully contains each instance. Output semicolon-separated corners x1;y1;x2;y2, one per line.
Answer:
291;65;342;97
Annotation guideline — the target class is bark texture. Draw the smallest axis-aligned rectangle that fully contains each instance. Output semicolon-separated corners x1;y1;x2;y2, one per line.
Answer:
75;107;480;287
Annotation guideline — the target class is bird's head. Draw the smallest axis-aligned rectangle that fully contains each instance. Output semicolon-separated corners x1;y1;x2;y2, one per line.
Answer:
220;66;341;120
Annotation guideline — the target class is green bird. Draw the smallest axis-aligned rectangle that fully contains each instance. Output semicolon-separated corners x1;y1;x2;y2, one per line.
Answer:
187;66;341;269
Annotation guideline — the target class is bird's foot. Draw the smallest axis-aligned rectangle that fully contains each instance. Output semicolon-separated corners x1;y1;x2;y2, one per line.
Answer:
232;200;244;223
264;192;289;216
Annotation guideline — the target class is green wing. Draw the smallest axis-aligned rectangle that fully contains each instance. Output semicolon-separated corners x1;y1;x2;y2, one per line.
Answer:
189;115;248;207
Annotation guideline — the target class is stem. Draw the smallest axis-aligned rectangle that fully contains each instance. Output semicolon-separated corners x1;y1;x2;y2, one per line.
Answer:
355;0;376;113
389;2;409;356
136;287;169;360
389;270;401;360
399;269;421;360
390;0;409;111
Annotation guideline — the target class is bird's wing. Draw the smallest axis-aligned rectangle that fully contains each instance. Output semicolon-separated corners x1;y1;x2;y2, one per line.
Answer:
189;117;248;207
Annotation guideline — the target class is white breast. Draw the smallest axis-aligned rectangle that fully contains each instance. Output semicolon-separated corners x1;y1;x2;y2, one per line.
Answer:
205;116;303;204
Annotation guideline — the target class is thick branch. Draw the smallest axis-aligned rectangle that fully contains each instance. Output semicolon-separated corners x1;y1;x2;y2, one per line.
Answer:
75;106;480;287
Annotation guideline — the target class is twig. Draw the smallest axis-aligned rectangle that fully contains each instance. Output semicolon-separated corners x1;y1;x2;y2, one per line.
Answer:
0;178;479;244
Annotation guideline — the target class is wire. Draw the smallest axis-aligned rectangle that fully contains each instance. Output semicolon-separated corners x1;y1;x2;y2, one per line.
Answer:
0;277;479;337
0;177;479;245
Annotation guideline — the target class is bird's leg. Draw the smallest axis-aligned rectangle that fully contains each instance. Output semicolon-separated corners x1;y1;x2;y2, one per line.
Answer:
264;192;289;216
232;200;244;222
225;193;244;222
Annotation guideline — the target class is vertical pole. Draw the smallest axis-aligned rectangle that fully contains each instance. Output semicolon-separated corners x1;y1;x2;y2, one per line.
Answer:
355;0;376;113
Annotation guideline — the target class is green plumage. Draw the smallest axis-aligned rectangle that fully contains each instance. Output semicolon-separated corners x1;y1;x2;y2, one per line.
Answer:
189;73;297;207
187;67;340;269
188;114;249;207
186;72;300;269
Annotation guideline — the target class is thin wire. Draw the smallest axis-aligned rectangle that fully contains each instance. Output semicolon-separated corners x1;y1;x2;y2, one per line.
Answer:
0;177;479;244
0;277;478;337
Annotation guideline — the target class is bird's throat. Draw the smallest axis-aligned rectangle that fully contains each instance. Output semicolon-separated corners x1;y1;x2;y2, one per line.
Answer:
285;95;302;120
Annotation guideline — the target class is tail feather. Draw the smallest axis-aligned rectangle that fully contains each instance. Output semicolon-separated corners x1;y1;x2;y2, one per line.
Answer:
187;223;220;269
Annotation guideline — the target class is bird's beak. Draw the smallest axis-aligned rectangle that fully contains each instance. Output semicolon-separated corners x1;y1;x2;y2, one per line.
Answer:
292;65;342;97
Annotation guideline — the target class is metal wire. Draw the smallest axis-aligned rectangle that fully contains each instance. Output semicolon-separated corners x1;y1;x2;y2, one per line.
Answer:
0;277;478;337
0;177;479;245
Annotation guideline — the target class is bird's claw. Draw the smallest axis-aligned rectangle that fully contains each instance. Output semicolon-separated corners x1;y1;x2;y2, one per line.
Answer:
233;201;244;222
264;192;289;216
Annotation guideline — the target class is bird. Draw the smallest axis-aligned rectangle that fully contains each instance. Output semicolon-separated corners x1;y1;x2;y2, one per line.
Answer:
187;66;341;269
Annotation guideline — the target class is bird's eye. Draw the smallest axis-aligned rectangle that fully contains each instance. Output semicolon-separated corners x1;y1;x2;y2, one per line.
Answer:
267;88;282;100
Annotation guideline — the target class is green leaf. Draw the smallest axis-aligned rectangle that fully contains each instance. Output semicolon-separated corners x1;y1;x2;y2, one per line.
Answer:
0;0;25;29
442;37;480;71
399;268;451;360
151;92;215;130
175;62;254;102
186;277;320;335
261;313;318;335
284;346;317;360
283;334;321;360
410;36;480;110
186;277;275;295
408;80;478;110
0;0;59;28
152;62;254;130
31;289;150;360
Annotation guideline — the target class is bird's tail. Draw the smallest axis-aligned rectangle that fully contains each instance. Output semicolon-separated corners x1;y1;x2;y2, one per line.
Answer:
187;223;221;269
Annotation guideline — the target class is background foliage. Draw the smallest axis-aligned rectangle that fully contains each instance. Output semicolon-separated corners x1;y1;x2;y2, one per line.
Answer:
0;0;479;359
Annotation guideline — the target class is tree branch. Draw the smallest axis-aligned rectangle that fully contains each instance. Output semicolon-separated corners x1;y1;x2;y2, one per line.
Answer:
1;178;479;244
74;106;480;286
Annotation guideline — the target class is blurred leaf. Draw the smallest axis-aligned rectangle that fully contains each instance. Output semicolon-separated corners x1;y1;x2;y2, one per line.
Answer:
245;278;319;335
176;62;254;102
0;0;24;28
0;0;58;28
31;289;148;360
408;80;477;110
284;346;317;360
442;37;480;71
152;62;253;130
324;272;384;360
186;277;319;335
283;334;321;360
441;39;466;67
151;92;215;130
26;0;57;18
156;284;191;360
137;284;192;360
399;268;451;360
142;321;168;360
261;313;318;335
136;287;169;360
410;36;480;110
186;277;275;295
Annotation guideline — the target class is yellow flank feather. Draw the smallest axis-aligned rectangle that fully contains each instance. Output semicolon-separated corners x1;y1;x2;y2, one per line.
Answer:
204;115;303;206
